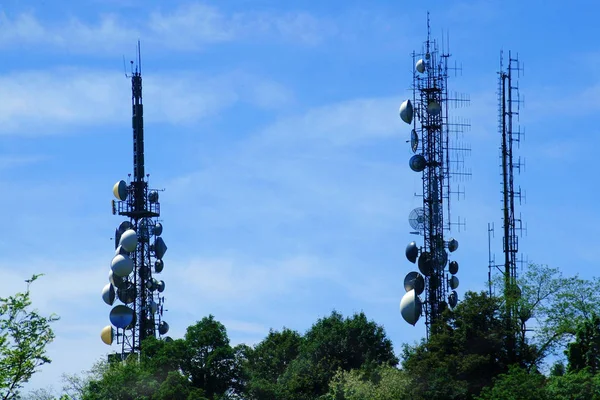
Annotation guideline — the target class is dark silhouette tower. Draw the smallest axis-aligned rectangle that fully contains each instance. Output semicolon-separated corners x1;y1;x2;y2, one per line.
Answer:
100;42;170;360
399;14;470;336
488;50;526;361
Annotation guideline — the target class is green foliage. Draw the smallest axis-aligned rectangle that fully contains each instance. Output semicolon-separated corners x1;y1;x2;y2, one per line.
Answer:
545;369;600;400
511;264;600;361
324;364;409;400
0;275;58;400
402;291;537;399
550;361;566;377
476;365;548;400
567;314;600;374
182;315;245;398
275;311;398;399
245;328;302;399
81;315;245;400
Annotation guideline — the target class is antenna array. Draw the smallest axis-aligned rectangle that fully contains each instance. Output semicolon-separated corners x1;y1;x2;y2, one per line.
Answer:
399;13;470;336
488;50;526;362
100;42;171;361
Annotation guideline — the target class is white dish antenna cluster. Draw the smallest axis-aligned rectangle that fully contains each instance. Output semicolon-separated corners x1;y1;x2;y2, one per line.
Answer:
397;56;462;327
100;180;170;346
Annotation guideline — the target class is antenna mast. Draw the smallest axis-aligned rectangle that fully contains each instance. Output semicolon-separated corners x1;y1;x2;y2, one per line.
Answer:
101;41;171;360
399;12;471;336
489;50;526;362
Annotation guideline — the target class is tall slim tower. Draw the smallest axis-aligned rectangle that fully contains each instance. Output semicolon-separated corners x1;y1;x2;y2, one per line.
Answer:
100;42;170;360
399;14;470;336
488;50;526;361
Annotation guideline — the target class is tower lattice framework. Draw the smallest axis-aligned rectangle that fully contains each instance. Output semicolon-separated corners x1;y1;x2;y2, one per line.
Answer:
100;42;170;360
399;14;470;336
488;50;526;362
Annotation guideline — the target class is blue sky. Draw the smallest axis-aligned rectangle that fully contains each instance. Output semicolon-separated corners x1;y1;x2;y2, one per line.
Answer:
0;0;598;393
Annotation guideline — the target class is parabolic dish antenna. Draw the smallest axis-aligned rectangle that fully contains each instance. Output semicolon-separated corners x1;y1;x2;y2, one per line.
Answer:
409;207;426;231
100;325;114;345
417;251;433;276
399;100;414;124
154;222;163;237
157;280;166;293
111;254;134;277
109;305;134;329
415;59;425;73
449;276;459;290
403;271;425;295
149;300;158;314
405;241;419;263
433;249;448;271
427;101;441;116
448;238;459;253
411;130;419;153
119;229;138;252
400;289;422;326
155;259;164;273
448;291;458;308
109;270;128;289
159;321;170;335
125;313;137;330
449;260;459;275
117;283;136;304
113;180;128;201
102;283;116;306
409;154;427;172
115;221;133;250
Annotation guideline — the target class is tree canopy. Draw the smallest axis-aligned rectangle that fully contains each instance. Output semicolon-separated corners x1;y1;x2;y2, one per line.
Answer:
30;263;600;400
0;275;58;400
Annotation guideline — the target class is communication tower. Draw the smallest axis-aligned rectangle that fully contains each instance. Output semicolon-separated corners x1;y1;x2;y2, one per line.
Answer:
398;14;470;336
488;50;526;361
99;42;170;360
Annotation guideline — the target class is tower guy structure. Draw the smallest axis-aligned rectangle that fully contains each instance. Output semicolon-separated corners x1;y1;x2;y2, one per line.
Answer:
488;50;526;361
398;14;470;336
100;42;170;360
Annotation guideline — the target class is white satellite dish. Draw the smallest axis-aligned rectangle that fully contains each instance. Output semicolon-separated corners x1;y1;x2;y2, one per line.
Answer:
101;283;116;306
111;254;133;277
416;59;425;73
400;289;422;326
399;100;414;124
119;229;138;252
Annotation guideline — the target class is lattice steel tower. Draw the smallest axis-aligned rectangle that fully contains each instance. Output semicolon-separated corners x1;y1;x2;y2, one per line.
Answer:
399;14;470;336
100;42;170;360
488;50;526;361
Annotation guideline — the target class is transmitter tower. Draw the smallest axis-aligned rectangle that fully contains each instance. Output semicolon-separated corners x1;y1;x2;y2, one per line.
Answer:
399;14;470;336
100;42;170;360
488;50;526;361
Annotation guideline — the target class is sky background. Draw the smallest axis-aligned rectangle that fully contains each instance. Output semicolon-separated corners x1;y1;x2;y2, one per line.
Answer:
0;0;598;394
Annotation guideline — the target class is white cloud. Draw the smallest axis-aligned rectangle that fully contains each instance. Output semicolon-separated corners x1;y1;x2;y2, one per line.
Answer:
0;68;292;134
0;3;333;54
170;255;333;305
256;97;400;147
